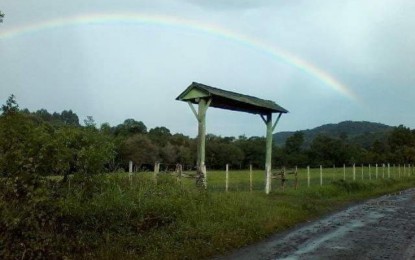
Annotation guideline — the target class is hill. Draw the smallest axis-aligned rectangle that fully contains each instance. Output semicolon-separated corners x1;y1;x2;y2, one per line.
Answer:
274;121;393;148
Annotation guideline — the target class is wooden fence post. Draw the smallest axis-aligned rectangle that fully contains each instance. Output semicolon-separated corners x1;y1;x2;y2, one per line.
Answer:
249;164;253;192
375;164;378;179
307;166;310;187
295;166;298;189
382;164;385;179
343;164;346;180
404;164;407;177
388;163;390;179
320;165;323;186
226;164;229;192
154;162;160;184
129;160;133;185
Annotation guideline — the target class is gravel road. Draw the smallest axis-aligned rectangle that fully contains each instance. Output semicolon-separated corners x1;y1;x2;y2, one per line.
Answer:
220;188;415;260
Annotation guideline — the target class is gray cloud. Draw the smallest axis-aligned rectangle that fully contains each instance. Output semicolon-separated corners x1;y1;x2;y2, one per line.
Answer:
1;0;415;137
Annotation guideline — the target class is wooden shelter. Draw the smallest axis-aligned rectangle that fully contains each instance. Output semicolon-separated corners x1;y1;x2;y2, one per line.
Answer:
176;82;288;194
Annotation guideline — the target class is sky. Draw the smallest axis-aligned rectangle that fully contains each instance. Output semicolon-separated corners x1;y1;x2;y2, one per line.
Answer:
1;0;414;137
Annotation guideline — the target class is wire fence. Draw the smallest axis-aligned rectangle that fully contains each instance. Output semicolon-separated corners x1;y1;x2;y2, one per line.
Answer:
126;161;414;193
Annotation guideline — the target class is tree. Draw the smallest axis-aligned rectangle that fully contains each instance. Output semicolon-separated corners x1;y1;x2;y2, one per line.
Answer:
1;94;19;115
60;110;80;126
149;126;172;146
119;134;158;169
284;131;304;154
114;119;147;136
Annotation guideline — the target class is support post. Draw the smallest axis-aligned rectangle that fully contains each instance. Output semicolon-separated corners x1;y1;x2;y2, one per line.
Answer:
376;164;378;179
320;165;323;186
188;99;211;188
382;164;385;179
264;113;279;194
307;166;310;187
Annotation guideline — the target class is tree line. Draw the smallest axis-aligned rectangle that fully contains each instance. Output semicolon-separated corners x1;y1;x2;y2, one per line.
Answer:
1;95;414;178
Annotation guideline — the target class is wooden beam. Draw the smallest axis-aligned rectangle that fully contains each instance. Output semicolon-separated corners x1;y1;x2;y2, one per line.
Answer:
187;102;199;121
272;113;283;132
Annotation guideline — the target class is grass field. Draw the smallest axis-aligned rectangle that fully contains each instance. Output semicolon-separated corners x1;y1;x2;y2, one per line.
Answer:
164;164;413;192
2;167;415;259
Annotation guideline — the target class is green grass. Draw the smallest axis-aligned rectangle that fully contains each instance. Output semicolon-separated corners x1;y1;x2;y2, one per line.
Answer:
2;168;415;259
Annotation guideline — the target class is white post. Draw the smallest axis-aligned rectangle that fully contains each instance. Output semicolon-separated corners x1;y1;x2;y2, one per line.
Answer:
388;163;391;178
353;163;356;181
129;160;133;173
404;164;407;177
307;166;310;187
249;164;253;192
129;160;133;184
154;162;160;184
320;165;323;186
376;164;378;179
382;164;385;179
343;164;346;180
226;164;229;192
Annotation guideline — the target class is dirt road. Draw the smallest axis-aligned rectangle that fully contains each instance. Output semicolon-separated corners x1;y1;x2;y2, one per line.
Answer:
221;188;415;259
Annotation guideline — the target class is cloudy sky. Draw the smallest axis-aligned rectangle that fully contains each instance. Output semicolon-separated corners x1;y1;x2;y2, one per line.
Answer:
1;0;414;137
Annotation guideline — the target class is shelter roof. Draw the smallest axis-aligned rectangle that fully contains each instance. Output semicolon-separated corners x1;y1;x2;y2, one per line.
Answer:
176;82;288;115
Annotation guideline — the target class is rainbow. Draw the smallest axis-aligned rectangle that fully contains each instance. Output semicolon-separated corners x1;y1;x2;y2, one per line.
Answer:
0;12;357;100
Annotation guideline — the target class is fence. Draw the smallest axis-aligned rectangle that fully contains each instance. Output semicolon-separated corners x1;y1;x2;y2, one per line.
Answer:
127;161;415;193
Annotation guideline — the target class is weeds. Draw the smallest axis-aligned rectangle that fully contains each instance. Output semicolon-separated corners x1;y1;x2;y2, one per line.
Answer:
1;172;415;259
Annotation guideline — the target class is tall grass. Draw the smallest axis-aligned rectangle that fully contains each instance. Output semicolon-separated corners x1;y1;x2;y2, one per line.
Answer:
2;170;415;259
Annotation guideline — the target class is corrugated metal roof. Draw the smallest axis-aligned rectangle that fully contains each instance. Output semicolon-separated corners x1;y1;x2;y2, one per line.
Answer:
176;82;288;115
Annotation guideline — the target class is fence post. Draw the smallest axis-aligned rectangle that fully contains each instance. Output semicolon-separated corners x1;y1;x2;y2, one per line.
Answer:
249;164;253;192
154;162;160;184
388;163;390;179
307;166;310;187
376;164;378;179
226;164;229;192
404;164;407;177
320;165;323;186
129;160;133;184
382;164;385;179
353;164;356;181
369;164;371;180
295;166;298;189
343;164;346;180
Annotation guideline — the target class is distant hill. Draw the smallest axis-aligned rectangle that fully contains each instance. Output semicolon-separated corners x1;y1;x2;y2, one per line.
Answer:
274;121;394;148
